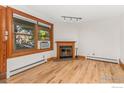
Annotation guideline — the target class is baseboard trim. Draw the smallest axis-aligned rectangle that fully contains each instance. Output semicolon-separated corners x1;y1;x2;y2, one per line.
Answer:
48;56;86;61
77;55;86;59
119;59;124;70
0;72;6;80
47;57;57;61
87;56;118;63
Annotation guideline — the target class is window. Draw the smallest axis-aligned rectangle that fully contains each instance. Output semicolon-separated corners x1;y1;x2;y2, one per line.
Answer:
13;14;36;51
37;22;51;49
7;7;53;58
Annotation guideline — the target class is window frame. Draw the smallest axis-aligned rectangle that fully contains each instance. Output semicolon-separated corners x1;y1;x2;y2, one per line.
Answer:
36;21;53;51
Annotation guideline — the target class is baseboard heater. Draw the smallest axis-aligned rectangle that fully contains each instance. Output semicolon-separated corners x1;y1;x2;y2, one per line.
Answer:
87;56;118;63
7;59;46;78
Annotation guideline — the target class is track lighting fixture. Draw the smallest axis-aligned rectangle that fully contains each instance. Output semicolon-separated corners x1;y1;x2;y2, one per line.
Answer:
61;16;82;22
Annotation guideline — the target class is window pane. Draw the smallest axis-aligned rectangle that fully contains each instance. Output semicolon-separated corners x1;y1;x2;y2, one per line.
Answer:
38;30;50;41
13;17;35;50
38;25;51;49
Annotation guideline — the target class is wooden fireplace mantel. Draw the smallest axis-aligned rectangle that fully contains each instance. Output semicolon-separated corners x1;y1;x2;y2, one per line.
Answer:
56;41;76;60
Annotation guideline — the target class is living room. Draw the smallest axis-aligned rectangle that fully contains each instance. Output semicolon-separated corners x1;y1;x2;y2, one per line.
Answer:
0;5;124;84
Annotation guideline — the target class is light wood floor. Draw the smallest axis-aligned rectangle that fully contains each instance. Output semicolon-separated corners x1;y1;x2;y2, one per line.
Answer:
4;59;124;83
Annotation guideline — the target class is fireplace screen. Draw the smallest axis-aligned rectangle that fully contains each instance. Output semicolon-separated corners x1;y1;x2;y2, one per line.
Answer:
60;46;72;58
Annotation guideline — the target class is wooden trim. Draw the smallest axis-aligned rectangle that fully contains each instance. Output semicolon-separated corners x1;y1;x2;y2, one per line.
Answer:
0;72;6;80
50;24;54;50
47;57;56;61
6;7;54;58
0;6;7;79
56;41;76;43
35;24;38;49
119;59;124;70
76;55;86;60
6;7;13;57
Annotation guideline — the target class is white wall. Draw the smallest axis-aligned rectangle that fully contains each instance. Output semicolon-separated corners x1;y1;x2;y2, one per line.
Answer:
120;14;124;63
53;22;79;57
78;17;120;60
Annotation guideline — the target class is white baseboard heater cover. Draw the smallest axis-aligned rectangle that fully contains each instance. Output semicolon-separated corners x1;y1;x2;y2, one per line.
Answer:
87;56;119;63
7;59;46;78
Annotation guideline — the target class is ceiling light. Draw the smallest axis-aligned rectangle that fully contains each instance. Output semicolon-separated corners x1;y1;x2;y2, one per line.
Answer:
61;16;82;22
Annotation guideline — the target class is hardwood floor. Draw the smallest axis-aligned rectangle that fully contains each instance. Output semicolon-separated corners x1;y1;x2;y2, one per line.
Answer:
3;59;124;83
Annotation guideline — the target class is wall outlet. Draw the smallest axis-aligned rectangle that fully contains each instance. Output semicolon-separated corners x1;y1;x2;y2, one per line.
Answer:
87;54;90;56
43;55;45;59
92;53;95;55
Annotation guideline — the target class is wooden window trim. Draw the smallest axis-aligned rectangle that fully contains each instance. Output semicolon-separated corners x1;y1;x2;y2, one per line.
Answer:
0;5;7;79
7;7;54;58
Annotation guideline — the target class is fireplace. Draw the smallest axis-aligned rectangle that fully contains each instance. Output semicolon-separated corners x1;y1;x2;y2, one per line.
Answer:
56;41;75;60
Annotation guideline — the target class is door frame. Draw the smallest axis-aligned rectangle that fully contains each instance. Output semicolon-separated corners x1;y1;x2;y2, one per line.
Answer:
0;6;7;80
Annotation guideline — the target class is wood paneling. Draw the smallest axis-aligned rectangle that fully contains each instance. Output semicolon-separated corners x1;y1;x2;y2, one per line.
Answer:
4;60;124;83
0;6;7;79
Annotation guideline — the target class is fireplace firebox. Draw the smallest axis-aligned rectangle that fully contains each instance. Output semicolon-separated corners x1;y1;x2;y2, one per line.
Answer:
60;46;72;58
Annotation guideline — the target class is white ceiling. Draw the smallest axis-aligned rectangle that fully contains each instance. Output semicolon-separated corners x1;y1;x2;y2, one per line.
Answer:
11;5;124;23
